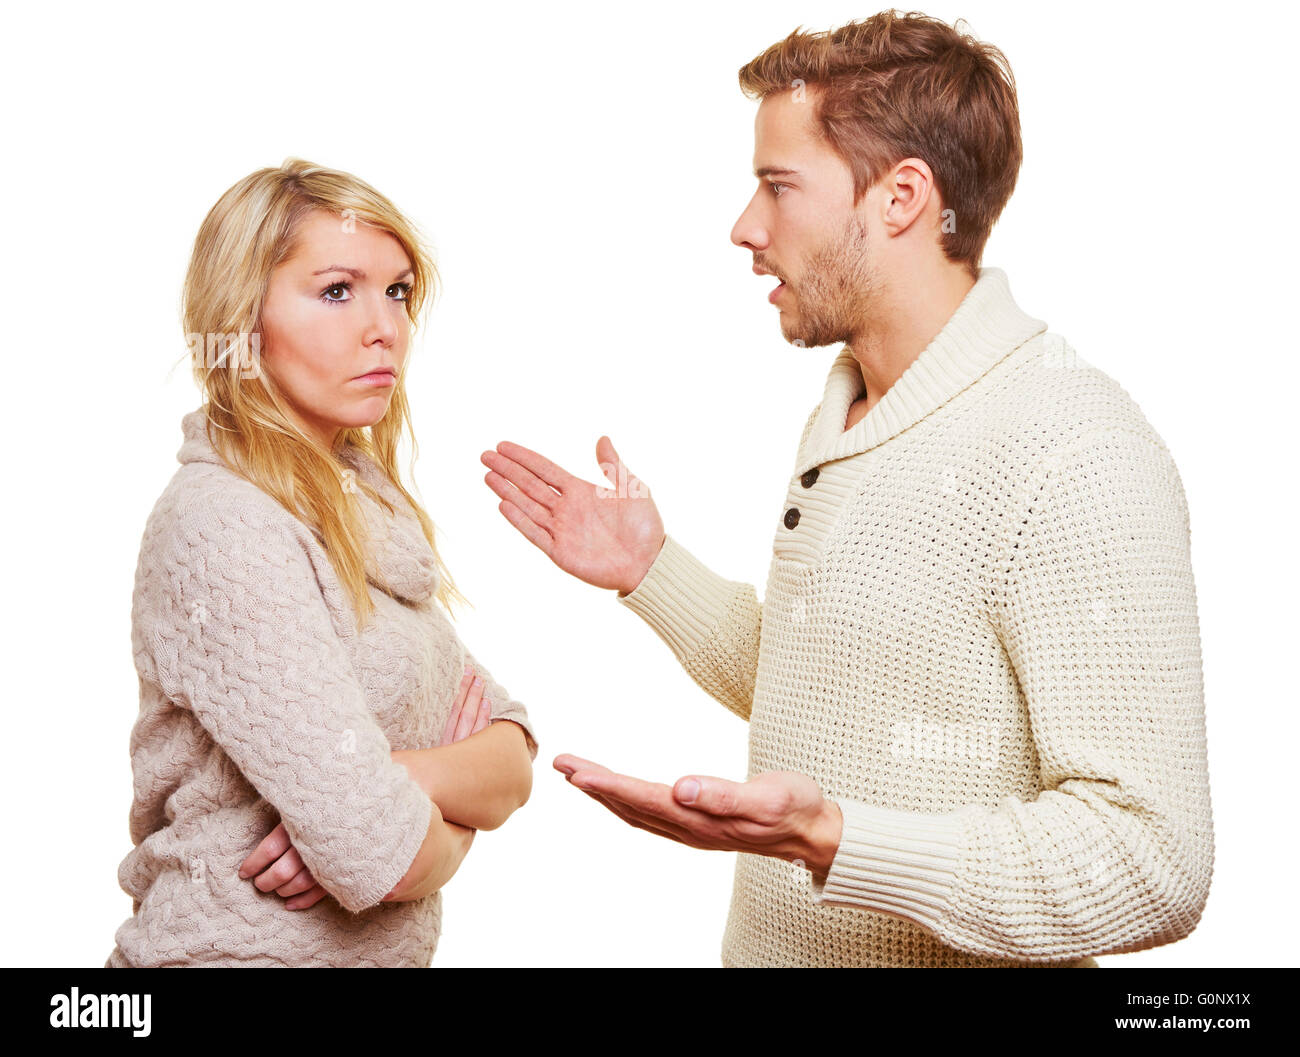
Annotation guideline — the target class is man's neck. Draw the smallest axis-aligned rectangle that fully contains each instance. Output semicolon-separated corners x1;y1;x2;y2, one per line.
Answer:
846;264;977;413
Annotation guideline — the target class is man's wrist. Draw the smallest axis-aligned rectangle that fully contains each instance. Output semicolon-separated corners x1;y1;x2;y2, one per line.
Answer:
619;534;667;597
801;797;843;880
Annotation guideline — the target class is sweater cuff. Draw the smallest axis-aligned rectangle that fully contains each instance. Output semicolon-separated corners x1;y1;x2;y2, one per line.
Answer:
809;798;968;931
615;534;744;661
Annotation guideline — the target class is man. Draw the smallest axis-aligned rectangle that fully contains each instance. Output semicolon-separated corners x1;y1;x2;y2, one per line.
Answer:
480;12;1213;967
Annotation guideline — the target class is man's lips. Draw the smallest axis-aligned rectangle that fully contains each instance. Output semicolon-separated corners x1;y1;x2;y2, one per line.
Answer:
753;263;788;304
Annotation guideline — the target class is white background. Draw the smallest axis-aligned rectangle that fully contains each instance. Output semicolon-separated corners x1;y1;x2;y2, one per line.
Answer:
1;0;1294;968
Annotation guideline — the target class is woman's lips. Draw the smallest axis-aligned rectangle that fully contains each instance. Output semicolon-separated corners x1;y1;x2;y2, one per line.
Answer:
353;372;396;386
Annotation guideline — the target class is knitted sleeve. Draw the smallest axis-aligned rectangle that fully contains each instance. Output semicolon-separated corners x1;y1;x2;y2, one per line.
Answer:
808;428;1214;962
614;535;762;721
611;408;821;723
141;501;434;915
461;643;539;760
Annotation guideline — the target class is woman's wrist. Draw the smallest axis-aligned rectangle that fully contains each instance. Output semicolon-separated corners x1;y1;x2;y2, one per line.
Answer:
391;747;435;798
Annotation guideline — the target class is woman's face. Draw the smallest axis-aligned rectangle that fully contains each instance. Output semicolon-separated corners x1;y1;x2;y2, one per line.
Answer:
257;208;414;451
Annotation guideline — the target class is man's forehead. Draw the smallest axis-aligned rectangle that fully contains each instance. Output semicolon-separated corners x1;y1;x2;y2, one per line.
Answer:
752;88;821;167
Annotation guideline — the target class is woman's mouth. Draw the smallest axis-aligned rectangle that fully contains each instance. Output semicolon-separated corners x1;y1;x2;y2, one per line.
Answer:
353;371;396;387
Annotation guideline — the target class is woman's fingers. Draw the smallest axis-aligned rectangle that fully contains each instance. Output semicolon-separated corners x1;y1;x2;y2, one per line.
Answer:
472;695;491;735
248;844;306;895
238;821;292;881
442;667;475;744
454;676;485;742
285;884;328;911
275;865;318;899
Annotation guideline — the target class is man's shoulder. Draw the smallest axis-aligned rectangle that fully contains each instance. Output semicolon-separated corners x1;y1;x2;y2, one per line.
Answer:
976;330;1174;464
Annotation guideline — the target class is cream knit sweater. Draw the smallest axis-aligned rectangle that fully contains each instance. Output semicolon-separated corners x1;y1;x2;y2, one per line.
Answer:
617;267;1213;968
107;409;537;967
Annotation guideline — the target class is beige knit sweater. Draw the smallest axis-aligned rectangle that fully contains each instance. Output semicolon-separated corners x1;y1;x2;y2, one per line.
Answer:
107;409;537;967
617;267;1213;967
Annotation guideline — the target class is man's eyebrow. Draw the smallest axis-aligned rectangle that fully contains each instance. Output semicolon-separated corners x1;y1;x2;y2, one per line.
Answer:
754;166;800;179
311;265;415;280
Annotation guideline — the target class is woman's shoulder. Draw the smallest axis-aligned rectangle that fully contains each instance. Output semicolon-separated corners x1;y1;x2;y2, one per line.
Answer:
139;461;318;569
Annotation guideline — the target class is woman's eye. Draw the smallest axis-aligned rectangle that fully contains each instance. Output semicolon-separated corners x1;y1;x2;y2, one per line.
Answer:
322;282;350;303
389;282;412;301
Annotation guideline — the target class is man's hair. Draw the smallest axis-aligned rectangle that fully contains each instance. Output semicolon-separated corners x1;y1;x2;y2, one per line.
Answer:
738;10;1022;277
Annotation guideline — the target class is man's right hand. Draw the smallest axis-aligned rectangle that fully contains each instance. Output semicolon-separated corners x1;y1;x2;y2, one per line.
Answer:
481;436;665;596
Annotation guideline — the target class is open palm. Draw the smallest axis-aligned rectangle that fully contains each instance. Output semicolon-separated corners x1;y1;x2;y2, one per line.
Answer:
481;435;665;595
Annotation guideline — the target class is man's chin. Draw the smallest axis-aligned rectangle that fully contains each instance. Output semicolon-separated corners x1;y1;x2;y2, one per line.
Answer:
781;324;836;349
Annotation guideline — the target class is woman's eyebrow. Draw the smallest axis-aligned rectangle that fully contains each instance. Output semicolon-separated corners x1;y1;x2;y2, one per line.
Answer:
311;265;415;280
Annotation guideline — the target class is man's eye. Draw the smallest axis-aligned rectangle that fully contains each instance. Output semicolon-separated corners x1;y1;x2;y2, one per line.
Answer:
769;182;789;198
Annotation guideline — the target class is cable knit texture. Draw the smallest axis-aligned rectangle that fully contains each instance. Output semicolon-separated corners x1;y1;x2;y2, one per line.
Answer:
107;408;537;967
617;267;1213;967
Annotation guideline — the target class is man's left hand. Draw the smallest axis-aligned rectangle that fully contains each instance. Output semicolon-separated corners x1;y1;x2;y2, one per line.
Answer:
553;755;844;878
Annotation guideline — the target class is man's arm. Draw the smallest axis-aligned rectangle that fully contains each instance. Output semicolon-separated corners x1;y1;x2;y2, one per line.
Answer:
807;429;1214;961
612;408;821;722
616;536;763;722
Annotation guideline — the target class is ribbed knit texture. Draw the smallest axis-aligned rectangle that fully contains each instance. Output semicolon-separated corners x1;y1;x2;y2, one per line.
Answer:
618;267;1213;967
107;408;537;967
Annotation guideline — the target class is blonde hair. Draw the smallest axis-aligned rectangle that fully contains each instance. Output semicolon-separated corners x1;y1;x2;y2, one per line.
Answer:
177;156;468;629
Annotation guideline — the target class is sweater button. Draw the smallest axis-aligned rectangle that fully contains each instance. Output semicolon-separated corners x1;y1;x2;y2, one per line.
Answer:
800;467;820;488
784;507;801;529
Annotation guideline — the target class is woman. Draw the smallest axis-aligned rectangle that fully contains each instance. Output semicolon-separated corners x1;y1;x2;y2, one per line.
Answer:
106;158;537;967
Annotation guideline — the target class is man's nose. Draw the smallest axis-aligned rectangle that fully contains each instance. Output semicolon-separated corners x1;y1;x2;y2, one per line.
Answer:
731;196;768;251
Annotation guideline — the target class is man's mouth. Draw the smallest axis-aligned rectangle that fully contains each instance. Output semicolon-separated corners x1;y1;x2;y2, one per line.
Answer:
753;262;788;304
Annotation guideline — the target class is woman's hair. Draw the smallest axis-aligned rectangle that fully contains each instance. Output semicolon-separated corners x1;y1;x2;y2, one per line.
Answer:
178;156;468;628
738;10;1023;278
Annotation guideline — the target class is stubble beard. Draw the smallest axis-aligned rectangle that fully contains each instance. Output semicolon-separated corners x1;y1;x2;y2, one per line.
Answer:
781;215;875;349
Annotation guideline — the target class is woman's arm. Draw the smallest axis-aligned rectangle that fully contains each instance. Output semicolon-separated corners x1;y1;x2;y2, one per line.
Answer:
393;719;533;831
380;804;477;903
246;665;530;909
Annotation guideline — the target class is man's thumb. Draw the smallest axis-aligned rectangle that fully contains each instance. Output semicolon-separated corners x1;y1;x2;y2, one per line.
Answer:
596;436;651;499
596;435;623;484
674;777;741;815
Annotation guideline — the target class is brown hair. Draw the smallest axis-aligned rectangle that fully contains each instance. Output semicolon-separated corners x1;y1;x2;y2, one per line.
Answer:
738;10;1023;277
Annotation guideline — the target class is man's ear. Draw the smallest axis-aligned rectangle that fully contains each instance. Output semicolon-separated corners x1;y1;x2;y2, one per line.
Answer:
878;157;937;237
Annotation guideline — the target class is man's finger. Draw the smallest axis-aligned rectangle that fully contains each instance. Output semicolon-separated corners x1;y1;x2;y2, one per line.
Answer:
673;775;748;817
482;453;560;517
497;499;555;557
490;441;576;495
573;786;700;847
553;754;614;777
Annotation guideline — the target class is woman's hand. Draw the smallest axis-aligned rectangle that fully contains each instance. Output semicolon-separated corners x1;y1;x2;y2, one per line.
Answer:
481;437;665;596
238;821;329;911
241;668;492;912
442;664;492;745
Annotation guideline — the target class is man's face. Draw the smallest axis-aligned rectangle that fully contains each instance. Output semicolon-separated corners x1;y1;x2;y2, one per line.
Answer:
731;88;880;347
